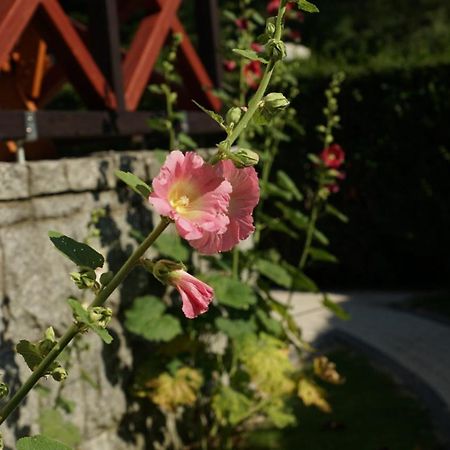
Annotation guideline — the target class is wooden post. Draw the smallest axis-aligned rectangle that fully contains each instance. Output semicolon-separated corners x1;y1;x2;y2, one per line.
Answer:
88;0;126;111
194;0;222;87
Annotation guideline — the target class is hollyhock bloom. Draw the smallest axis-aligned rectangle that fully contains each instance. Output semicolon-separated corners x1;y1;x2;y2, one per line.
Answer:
243;60;263;89
223;59;237;72
235;18;248;30
320;144;345;168
325;183;340;194
267;0;293;15
149;151;232;241
251;42;264;53
190;160;260;254
169;270;214;319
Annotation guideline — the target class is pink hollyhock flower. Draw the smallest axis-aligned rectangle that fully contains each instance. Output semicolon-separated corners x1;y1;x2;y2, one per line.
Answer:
190;160;260;254
149;151;232;241
243;60;263;89
169;270;214;319
235;18;248;30
320;144;345;168
223;59;237;72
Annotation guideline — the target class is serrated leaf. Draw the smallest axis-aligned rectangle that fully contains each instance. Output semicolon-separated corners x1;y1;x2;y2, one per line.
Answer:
276;170;303;201
215;317;256;339
212;386;253;426
296;0;319;13
67;299;113;344
326;204;349;223
255;259;292;289
192;100;226;130
17;435;72;450
48;232;104;269
206;276;257;310
309;248;338;263
232;49;268;64
323;295;350;320
39;410;81;448
153;233;189;261
125;296;182;342
115;170;152;198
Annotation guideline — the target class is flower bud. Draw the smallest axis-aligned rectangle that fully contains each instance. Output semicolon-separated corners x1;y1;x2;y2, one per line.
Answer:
52;366;68;382
226;107;243;126
153;259;186;284
264;93;290;112
265;18;276;37
89;306;112;329
0;382;9;399
229;148;260;168
267;38;286;60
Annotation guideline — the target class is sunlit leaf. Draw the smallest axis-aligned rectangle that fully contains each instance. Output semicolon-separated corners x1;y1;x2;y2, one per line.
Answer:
115;170;152;198
296;0;319;13
17;435;72;450
39;410;81;448
309;248;338;263
323;295;350;320
232;49;268;64
256;259;292;289
206;276;257;310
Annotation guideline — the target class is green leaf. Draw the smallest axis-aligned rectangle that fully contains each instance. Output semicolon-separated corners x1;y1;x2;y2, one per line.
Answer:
265;402;296;428
256;310;284;337
16;341;59;375
212;386;253;426
232;49;268;64
326;204;349;223
283;264;319;292
313;228;330;246
258;213;299;239
255;259;292;289
178;132;197;150
125;296;182;342
275;203;309;230
206;276;257;310
48;232;104;269
296;0;319;13
215;317;256;339
309;248;338;263
192;100;226;130
17;436;72;450
67;299;113;344
276;170;303;201
115;170;152;198
265;182;293;201
323;295;350;320
39;410;81;448
153;233;189;261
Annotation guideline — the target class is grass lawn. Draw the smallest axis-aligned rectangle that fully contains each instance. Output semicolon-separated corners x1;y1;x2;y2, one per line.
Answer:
407;291;450;320
243;348;441;450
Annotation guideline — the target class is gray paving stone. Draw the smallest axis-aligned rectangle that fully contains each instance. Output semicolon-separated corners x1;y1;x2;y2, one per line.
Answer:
0;162;29;200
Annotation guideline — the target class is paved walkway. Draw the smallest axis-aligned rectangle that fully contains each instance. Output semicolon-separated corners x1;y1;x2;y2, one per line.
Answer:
272;291;450;414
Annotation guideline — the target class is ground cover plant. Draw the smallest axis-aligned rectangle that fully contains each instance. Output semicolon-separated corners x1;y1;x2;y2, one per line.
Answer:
0;1;351;449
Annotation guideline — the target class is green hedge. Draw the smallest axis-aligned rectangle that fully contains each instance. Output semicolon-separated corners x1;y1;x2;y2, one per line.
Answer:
280;63;450;288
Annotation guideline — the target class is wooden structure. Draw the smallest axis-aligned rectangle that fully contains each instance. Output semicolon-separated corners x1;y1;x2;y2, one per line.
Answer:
0;0;222;157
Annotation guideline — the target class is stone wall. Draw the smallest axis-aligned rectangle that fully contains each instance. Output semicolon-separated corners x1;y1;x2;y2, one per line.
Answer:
0;151;162;450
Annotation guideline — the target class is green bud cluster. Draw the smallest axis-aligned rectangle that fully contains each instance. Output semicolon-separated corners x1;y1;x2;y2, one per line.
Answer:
51;367;68;382
267;38;286;61
0;382;9;400
71;268;97;290
89;306;112;329
229;148;260;168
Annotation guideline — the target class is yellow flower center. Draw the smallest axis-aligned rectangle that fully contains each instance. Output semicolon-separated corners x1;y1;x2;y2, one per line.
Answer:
170;195;191;213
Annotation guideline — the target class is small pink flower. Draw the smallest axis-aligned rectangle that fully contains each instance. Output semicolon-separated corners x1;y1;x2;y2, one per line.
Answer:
190;160;260;254
320;144;345;169
243;60;263;89
149;151;232;241
223;60;237;72
170;270;214;319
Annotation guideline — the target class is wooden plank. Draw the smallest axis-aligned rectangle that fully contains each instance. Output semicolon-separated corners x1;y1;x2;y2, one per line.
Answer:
88;0;126;111
123;0;182;110
194;0;222;87
36;0;116;109
0;0;38;67
0;110;221;140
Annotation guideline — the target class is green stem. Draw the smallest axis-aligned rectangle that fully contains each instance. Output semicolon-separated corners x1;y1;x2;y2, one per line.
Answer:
298;201;319;271
163;85;176;151
0;218;171;425
222;2;287;150
232;248;239;280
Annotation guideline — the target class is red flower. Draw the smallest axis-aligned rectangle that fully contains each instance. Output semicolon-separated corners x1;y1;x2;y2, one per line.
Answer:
251;42;264;53
235;18;248;30
243;60;263;89
223;60;237;72
267;0;293;15
320;144;345;169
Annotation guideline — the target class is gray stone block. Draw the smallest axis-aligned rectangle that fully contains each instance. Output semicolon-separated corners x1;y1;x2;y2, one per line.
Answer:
0;162;29;200
0;200;32;227
31;192;92;220
29;160;68;196
66;155;116;192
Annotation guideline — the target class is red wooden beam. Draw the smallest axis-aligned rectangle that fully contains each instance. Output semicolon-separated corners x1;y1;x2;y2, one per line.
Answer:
123;0;182;110
35;0;116;109
0;0;38;67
